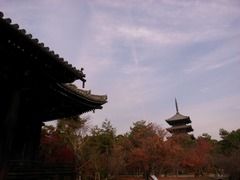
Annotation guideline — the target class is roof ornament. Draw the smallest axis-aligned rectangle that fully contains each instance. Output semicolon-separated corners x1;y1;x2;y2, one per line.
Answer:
175;98;179;114
80;68;86;88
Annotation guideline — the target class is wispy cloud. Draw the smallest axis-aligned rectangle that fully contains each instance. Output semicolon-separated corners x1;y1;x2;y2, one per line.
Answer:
121;64;154;75
184;37;240;73
1;0;240;138
117;25;235;46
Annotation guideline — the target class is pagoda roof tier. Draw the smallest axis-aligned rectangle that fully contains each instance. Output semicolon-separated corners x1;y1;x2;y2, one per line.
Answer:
166;112;191;125
0;11;86;84
166;125;193;133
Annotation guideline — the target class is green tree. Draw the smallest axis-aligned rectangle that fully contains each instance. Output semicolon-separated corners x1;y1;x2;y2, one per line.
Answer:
80;119;116;180
213;129;240;179
57;116;89;164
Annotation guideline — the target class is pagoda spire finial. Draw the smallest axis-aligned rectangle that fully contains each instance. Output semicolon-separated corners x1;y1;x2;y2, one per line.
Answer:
175;98;179;113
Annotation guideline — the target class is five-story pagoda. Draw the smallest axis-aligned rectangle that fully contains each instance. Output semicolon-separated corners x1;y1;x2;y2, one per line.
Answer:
165;99;193;135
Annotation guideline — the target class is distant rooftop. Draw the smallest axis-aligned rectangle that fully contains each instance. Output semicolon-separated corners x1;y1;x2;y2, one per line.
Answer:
165;98;193;134
166;113;191;124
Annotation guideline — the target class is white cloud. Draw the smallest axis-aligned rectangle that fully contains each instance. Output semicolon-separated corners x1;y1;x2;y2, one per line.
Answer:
200;87;210;93
117;26;176;45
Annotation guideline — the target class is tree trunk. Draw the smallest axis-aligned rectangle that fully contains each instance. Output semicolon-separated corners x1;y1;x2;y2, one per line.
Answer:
144;170;150;180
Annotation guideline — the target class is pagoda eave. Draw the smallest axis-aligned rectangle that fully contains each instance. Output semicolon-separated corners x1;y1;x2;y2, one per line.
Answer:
166;113;190;121
166;125;193;133
166;118;192;125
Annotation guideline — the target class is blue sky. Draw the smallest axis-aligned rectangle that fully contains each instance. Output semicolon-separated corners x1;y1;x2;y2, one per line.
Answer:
1;0;240;139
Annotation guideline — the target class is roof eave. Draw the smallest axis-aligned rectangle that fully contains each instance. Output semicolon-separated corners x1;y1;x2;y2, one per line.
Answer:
0;11;86;84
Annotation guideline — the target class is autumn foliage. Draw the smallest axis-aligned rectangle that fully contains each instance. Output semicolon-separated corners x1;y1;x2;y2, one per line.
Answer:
40;126;75;163
40;118;240;180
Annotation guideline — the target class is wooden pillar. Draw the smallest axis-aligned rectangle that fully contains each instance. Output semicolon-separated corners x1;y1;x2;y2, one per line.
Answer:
0;89;21;179
20;119;43;160
0;88;44;178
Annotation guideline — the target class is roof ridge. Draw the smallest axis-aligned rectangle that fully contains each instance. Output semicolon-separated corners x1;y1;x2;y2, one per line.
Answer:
64;84;107;103
0;11;86;83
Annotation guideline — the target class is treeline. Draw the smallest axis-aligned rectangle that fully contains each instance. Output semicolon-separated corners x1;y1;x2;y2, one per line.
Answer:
40;116;240;180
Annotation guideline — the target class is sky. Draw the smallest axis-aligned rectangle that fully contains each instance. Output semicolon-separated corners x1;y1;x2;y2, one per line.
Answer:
1;0;240;139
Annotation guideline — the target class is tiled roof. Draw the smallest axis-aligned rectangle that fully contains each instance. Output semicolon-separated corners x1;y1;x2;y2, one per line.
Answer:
166;112;191;123
0;11;86;83
64;84;107;104
0;11;107;119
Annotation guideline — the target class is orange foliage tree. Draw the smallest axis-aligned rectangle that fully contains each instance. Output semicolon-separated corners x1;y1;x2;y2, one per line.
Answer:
182;136;213;176
126;120;167;180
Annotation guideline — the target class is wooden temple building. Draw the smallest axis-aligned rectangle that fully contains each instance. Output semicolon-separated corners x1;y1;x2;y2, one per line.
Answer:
165;99;193;135
0;12;107;179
